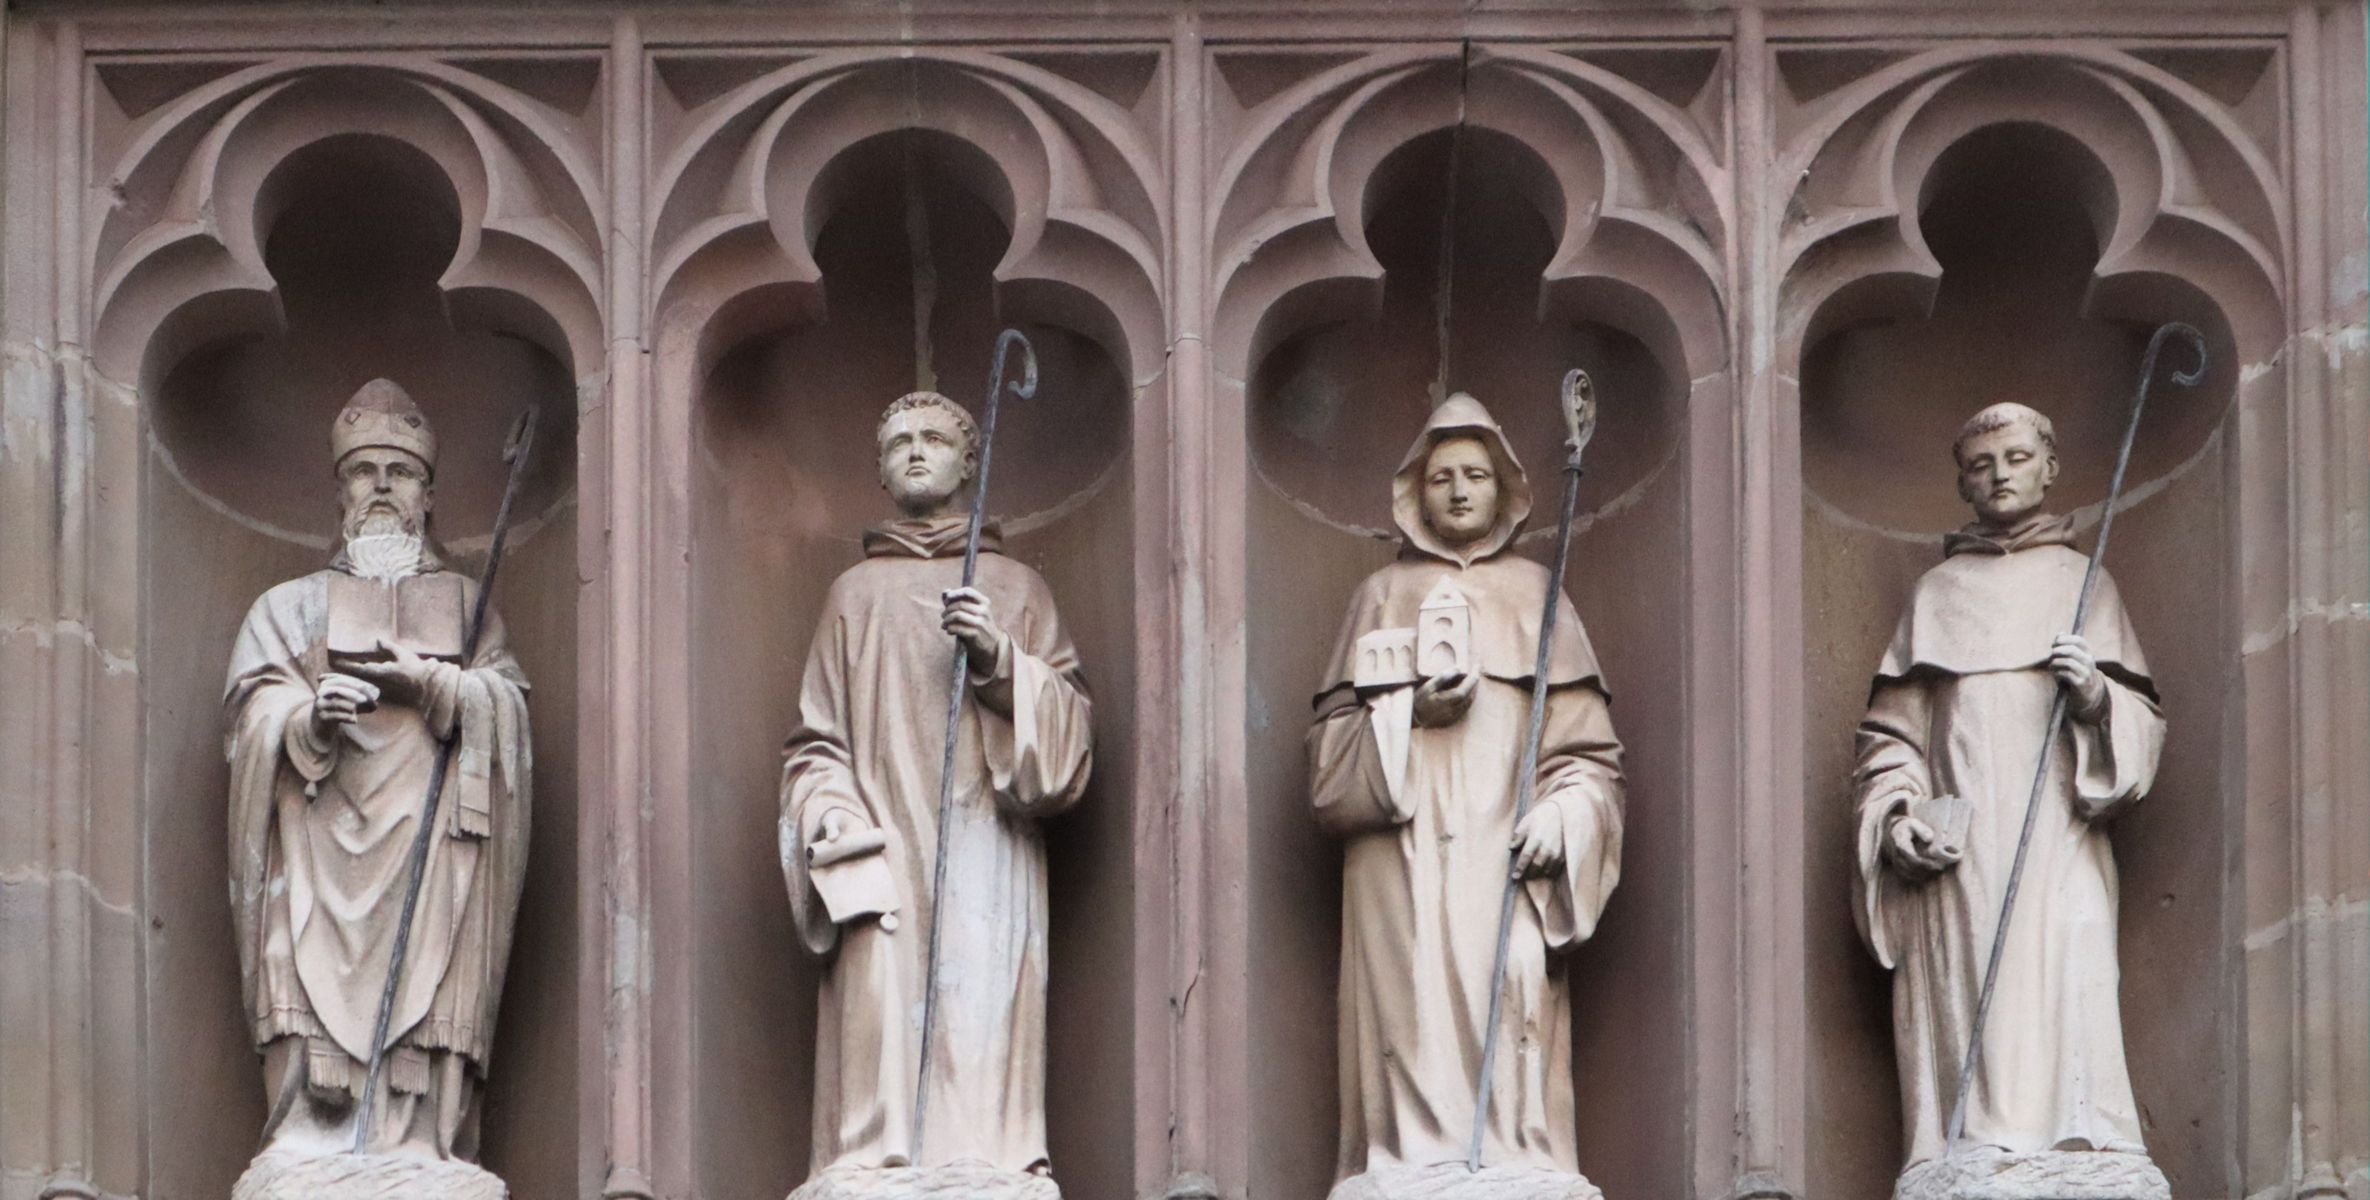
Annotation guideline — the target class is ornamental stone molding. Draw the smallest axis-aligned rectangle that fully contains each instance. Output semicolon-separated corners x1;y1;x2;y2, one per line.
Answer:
0;8;2360;1200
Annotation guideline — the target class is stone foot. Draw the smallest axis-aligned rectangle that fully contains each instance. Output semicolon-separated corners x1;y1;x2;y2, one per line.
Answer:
1894;1148;2170;1200
1327;1163;1604;1200
787;1165;1062;1200
233;1149;507;1200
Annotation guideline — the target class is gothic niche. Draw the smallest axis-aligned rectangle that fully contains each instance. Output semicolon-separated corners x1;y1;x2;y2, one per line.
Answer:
1783;48;2279;1200
88;63;597;1200
649;51;1159;1200
1212;46;1727;1200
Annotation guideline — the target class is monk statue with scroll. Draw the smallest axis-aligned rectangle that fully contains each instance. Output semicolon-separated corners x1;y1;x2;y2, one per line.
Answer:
779;390;1094;1200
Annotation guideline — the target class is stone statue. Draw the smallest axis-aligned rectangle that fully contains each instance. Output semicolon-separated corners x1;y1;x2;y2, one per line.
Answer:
1853;402;2169;1200
225;380;533;1199
779;390;1094;1200
1307;394;1624;1200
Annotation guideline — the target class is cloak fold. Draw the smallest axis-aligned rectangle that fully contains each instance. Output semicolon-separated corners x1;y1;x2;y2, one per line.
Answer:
779;515;1093;1176
224;566;531;1102
1310;397;1625;1180
1852;522;2164;1166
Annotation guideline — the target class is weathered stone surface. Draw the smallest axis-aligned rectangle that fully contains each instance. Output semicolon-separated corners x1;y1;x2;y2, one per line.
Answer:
787;1165;1062;1200
232;1150;508;1200
1326;1164;1604;1200
1893;1148;2170;1200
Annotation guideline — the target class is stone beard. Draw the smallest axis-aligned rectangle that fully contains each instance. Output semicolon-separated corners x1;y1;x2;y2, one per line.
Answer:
223;380;532;1188
1853;404;2169;1200
1306;395;1623;1200
778;392;1093;1199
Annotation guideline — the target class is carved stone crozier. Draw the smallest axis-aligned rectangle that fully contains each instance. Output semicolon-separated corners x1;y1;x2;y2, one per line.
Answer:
779;392;1093;1200
1853;403;2170;1200
1308;395;1624;1200
225;380;533;1200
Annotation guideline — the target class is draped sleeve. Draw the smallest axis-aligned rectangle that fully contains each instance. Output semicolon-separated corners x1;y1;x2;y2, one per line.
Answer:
781;585;871;957
978;569;1094;821
1852;678;1934;970
224;579;325;1020
2067;672;2165;823
1526;681;1625;953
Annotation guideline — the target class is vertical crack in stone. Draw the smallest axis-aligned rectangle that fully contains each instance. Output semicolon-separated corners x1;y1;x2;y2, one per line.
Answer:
1429;39;1473;408
902;65;940;395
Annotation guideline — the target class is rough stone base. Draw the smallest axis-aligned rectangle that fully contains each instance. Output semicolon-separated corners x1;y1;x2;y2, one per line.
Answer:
232;1150;508;1200
787;1165;1062;1200
1327;1164;1604;1200
1894;1149;2170;1200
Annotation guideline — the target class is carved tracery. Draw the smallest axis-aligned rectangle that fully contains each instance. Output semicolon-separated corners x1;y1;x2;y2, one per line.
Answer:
648;50;1166;381
1212;45;1729;384
92;60;607;387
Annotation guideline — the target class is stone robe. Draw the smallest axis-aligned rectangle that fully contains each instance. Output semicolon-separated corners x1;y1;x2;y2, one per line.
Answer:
780;516;1093;1176
224;554;531;1155
1853;515;2164;1167
1308;397;1624;1181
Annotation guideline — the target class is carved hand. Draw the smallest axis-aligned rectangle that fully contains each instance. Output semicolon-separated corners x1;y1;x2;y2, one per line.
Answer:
1883;814;1961;881
814;806;867;845
1411;670;1478;728
339;637;440;711
1509;804;1566;879
310;672;380;735
942;586;1009;667
2049;632;2110;722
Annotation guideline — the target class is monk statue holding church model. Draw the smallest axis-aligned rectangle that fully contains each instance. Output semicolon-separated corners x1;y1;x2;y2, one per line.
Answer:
778;387;1094;1200
1853;401;2170;1200
224;379;534;1199
1307;393;1626;1200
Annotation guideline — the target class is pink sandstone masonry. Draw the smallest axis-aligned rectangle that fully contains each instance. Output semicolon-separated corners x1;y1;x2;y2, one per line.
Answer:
0;3;2362;1200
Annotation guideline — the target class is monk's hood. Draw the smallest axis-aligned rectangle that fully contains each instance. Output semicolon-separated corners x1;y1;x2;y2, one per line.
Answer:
863;513;1006;560
1875;512;2155;700
1391;393;1534;566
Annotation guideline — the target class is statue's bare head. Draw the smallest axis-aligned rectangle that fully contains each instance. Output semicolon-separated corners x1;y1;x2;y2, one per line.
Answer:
332;379;436;578
1420;435;1502;550
876;391;979;519
1953;401;2059;526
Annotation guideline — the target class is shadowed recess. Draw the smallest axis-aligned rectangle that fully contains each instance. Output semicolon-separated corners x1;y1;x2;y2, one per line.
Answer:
688;124;1136;1200
148;133;577;544
1251;127;1677;538
1801;122;2233;537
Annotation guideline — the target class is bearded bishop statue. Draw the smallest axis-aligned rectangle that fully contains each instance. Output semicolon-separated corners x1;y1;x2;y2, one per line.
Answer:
778;390;1094;1200
225;379;532;1199
1307;394;1624;1200
1854;402;2168;1200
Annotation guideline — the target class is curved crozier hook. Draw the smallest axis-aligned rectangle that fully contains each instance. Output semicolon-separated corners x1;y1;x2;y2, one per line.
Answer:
2150;320;2210;388
993;327;1041;403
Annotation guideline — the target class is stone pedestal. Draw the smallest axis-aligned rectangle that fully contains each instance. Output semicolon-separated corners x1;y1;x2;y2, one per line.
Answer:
1893;1149;2171;1200
1326;1164;1605;1200
231;1150;508;1200
786;1165;1063;1200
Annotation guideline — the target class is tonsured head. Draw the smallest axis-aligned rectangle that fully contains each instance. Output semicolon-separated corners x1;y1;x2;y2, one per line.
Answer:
1953;401;2059;526
876;391;980;517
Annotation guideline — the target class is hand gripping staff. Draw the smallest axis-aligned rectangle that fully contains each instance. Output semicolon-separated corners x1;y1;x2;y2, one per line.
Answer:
352;404;539;1153
1468;369;1598;1171
1942;322;2207;1152
912;329;1039;1162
